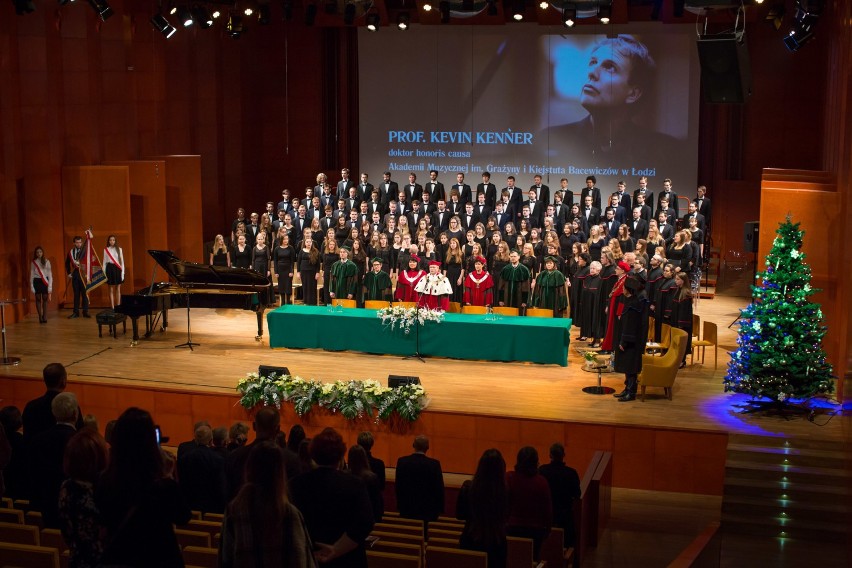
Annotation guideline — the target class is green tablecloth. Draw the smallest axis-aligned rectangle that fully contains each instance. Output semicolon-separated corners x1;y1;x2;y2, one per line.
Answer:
267;305;572;366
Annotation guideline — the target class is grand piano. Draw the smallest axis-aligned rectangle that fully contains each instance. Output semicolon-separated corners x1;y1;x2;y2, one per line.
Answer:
116;250;272;345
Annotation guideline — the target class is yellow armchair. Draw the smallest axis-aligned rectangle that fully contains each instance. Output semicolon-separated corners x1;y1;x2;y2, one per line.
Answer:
638;327;690;401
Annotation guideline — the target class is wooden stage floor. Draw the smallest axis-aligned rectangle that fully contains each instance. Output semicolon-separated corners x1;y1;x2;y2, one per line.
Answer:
0;294;846;442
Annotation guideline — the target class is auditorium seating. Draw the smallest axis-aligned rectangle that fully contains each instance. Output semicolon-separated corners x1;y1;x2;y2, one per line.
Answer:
182;545;219;568
0;520;39;545
425;545;487;568
506;535;539;568
367;549;421;568
0;507;24;524
332;299;357;308
369;539;422;557
638;327;690;401
692;321;718;369
0;542;59;568
447;302;461;313
174;528;212;548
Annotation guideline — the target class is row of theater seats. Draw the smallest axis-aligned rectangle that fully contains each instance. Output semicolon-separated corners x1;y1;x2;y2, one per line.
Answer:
0;497;574;568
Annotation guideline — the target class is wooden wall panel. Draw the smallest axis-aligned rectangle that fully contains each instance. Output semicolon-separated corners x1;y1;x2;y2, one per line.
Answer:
104;161;168;289
147;155;203;262
60;165;133;308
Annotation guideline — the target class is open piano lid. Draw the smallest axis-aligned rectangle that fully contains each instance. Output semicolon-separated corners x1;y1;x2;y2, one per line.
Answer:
148;250;270;292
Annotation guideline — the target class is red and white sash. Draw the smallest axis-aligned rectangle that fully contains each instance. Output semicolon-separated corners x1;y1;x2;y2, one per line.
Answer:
32;260;49;287
104;247;123;271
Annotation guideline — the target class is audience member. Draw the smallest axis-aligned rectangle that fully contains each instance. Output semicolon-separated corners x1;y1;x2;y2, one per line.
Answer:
347;445;383;523
0;420;9;500
395;435;445;525
290;427;374;567
287;424;307;454
538;442;581;547
506;446;552;561
0;406;26;499
220;441;317;567
58;428;109;568
22;363;83;438
456;449;509;568
212;426;229;458
227;421;249;452
177;423;226;514
29;391;79;527
356;431;386;520
95;407;191;567
177;420;211;460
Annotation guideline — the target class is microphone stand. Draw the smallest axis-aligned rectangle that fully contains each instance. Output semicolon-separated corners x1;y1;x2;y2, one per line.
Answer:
403;290;426;363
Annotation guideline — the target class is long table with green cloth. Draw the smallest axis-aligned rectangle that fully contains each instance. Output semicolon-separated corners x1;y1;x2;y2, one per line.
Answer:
267;305;572;366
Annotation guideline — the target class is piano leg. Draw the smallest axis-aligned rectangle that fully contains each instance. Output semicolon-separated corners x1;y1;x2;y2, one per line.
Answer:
129;317;141;346
255;308;264;341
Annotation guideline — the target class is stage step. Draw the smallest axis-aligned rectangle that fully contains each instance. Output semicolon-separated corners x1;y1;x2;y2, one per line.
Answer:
720;434;852;543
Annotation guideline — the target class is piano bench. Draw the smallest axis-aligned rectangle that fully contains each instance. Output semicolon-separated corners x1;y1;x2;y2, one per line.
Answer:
96;310;127;339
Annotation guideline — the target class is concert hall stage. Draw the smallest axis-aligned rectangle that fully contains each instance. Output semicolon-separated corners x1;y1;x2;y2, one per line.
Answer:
2;295;844;497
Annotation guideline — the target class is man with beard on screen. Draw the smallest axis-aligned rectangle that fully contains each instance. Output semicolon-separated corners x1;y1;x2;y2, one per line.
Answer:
545;35;676;168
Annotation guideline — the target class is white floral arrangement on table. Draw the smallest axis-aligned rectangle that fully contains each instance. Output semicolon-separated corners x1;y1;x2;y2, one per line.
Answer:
237;372;430;422
376;306;445;334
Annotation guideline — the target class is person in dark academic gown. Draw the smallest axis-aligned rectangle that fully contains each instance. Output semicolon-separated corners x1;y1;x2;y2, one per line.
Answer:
414;261;453;311
531;256;568;317
665;272;693;368
394;256;424;303
328;246;359;302
463;256;494;307
362;258;393;303
578;261;603;342
569;253;591;336
653;264;677;342
498;250;531;312
613;277;651;402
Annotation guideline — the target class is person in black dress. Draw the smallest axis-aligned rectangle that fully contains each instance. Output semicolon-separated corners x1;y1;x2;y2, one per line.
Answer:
456;449;509;568
665;271;694;368
210;234;230;267
666;230;693;272
613;277;651;402
295;237;321;306
251;232;273;306
444;238;465;303
231;234;251;269
321;239;341;306
273;234;295;306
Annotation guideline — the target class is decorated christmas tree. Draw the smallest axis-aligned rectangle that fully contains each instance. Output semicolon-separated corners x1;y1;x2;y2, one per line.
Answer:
724;217;834;403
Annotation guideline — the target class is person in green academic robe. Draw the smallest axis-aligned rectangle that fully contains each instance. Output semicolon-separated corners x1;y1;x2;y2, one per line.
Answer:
328;246;359;301
498;250;531;312
531;256;568;317
362;257;393;303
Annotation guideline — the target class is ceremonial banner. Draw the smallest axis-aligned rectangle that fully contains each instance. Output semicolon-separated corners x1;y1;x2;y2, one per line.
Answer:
82;228;106;294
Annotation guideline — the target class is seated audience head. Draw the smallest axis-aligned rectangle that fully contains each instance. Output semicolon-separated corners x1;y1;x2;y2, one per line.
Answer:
64;428;109;483
194;424;213;447
83;414;99;432
230;422;249;447
310;427;346;468
52;392;79;424
549;442;565;462
0;406;22;434
287;424;306;453
347;445;371;476
212;426;228;448
413;434;430;453
357;431;375;453
108;407;163;487
252;407;280;440
43;362;68;391
515;446;540;476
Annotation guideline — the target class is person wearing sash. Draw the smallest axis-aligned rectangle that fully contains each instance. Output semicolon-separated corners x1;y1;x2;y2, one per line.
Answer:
328;246;359;303
65;236;90;319
531;256;568;317
30;246;53;323
414;261;453;311
463;256;494;308
103;235;125;309
498;250;531;313
395;255;424;303
362;258;393;303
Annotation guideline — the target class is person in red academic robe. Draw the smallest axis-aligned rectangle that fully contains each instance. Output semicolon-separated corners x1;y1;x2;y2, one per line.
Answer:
463;256;494;307
415;261;453;310
599;261;631;352
394;255;425;302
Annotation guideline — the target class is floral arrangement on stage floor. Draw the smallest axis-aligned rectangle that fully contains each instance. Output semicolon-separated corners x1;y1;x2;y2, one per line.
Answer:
237;372;430;422
376;305;445;334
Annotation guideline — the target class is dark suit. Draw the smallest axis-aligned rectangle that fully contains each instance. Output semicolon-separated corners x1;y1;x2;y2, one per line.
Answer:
505;186;524;219
432;210;451;233
320;216;337;233
603;219;621;239
530;184;550;205
345;197;361;213
460;212;478;231
22;391;83;439
635;204;653;222
581;186;602;211
473;204;492;224
477;182;498;209
452;183;473;207
407;209;426;228
395;453;444;522
581;206;600;227
177;444;226;514
539;460;581;547
404;183;423;203
658;190;680;217
337;179;356;197
383;211;401;226
628;218;649;240
552;203;570;229
29;423;76;527
681;212;706;232
656;207;676;227
448;201;463;216
633;189;654;212
358;183;375;202
493;210;509;230
694;197;711;228
319;192;336;209
378;181;398;204
606;205;628;225
659;223;675;243
366;200;385;218
421;201;437;216
613;191;632;212
425;181;445;202
523;200;544;228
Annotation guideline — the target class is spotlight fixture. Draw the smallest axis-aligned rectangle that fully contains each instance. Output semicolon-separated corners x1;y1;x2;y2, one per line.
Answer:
151;13;177;38
439;0;449;23
87;0;113;20
423;2;432;11
397;12;409;30
783;0;822;52
562;5;575;27
227;14;244;38
12;0;36;14
258;4;271;24
343;2;355;25
512;0;524;21
598;3;611;24
191;5;213;28
366;12;380;30
212;9;221;18
539;1;547;9
174;6;193;27
244;7;253;16
305;2;317;25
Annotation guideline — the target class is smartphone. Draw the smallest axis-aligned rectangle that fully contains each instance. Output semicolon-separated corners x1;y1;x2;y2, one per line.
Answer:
155;426;161;445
